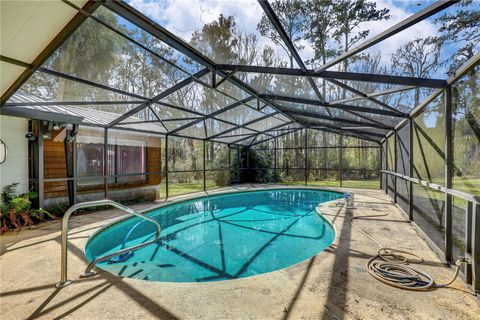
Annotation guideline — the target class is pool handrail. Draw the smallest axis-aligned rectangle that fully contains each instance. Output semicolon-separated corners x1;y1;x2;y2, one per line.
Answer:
56;199;161;288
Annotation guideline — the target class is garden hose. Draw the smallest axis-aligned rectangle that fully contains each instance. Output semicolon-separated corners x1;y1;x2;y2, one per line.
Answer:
347;208;469;291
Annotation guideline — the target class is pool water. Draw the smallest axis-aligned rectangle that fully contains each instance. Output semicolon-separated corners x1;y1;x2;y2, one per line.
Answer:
85;189;342;282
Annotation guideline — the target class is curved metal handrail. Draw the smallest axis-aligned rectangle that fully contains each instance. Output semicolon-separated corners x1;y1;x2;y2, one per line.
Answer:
56;199;161;288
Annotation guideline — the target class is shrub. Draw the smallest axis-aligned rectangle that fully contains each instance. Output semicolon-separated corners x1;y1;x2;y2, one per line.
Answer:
0;183;54;233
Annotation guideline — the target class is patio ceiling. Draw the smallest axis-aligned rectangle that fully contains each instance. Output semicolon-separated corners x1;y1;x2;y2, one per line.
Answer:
0;0;474;146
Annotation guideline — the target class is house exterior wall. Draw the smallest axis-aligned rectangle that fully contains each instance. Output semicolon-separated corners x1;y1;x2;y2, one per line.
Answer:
0;115;29;194
42;127;163;208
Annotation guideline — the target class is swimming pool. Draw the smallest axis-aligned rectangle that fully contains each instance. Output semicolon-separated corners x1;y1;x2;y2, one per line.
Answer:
85;189;342;282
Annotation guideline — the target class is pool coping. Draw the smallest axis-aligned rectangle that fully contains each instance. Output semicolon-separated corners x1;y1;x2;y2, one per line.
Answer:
84;186;348;279
3;186;476;319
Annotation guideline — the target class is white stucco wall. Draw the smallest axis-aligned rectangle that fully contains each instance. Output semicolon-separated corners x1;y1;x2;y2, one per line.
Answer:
0;115;29;194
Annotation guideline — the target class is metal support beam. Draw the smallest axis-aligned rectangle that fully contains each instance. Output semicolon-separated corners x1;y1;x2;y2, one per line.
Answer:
308;126;380;144
348;110;394;131
219;64;447;88
119;120;162;126
378;141;382;190
338;128;385;138
203;140;206;191
108;68;209;127
318;70;448;89
287;110;393;130
444;86;453;261
64;132;74;206
230;121;288;145
209;112;277;140
237;145;241;183
40;67;148;100
217;52;404;121
104;1;216;70
472;203;480;293
1;1;101;105
383;52;480;143
104;128;108;198
228;145;232;183
257;0;329;114
230;134;257;146
385;137;389;194
408;118;414;220
309;123;385;138
73;134;77;204
316;0;457;72
169;96;256;135
274;137;278;182
165;135;169;198
211;71;217;87
304;128;308;185
261;94;407;117
326;79;405;115
246;147;250;181
213;70;236;88
339;135;343;187
330;85;417;105
379;142;383;190
394;129;398;203
62;0;204;86
248;134;259;147
381;170;480;206
66;0;295;133
102;0;303;131
37;121;44;208
465;202;473;284
250;127;303;147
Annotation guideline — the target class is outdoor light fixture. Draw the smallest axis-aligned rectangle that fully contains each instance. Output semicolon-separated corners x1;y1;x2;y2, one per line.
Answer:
0;139;7;164
25;132;35;141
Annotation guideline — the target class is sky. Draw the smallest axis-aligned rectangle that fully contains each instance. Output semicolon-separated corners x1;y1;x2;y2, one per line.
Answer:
126;0;479;77
126;0;445;68
123;0;478;127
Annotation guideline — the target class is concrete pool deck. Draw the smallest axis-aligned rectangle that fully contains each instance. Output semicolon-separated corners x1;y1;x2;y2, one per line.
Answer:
1;185;478;319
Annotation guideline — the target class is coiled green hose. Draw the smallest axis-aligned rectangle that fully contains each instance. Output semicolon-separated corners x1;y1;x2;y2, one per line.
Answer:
349;211;468;291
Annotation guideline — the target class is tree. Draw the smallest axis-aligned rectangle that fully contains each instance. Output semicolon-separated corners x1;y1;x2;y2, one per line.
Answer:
190;15;262;154
432;0;479;65
257;0;389;105
431;0;480;143
191;14;258;114
49;10;122;101
304;0;337;69
257;0;306;68
391;38;442;108
191;14;256;65
331;0;390;72
23;9;122;102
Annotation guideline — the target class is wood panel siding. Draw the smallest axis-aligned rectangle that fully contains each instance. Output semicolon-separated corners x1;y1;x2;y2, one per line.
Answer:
42;129;162;200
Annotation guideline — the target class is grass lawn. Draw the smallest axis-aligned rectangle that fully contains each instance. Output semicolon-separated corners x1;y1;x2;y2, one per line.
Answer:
159;177;477;199
407;177;479;204
160;181;228;198
452;176;480;196
275;179;380;189
341;179;380;189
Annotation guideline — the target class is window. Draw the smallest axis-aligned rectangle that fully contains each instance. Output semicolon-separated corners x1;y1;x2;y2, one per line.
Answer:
78;143;147;186
77;143;104;186
114;144;146;183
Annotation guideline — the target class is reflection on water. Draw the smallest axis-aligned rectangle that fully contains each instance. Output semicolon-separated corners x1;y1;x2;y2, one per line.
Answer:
86;189;341;282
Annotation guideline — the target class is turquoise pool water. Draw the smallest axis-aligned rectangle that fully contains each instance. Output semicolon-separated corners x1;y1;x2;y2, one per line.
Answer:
85;189;342;282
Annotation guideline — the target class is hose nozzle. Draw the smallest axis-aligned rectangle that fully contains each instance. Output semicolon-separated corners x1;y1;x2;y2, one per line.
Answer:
455;257;469;267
